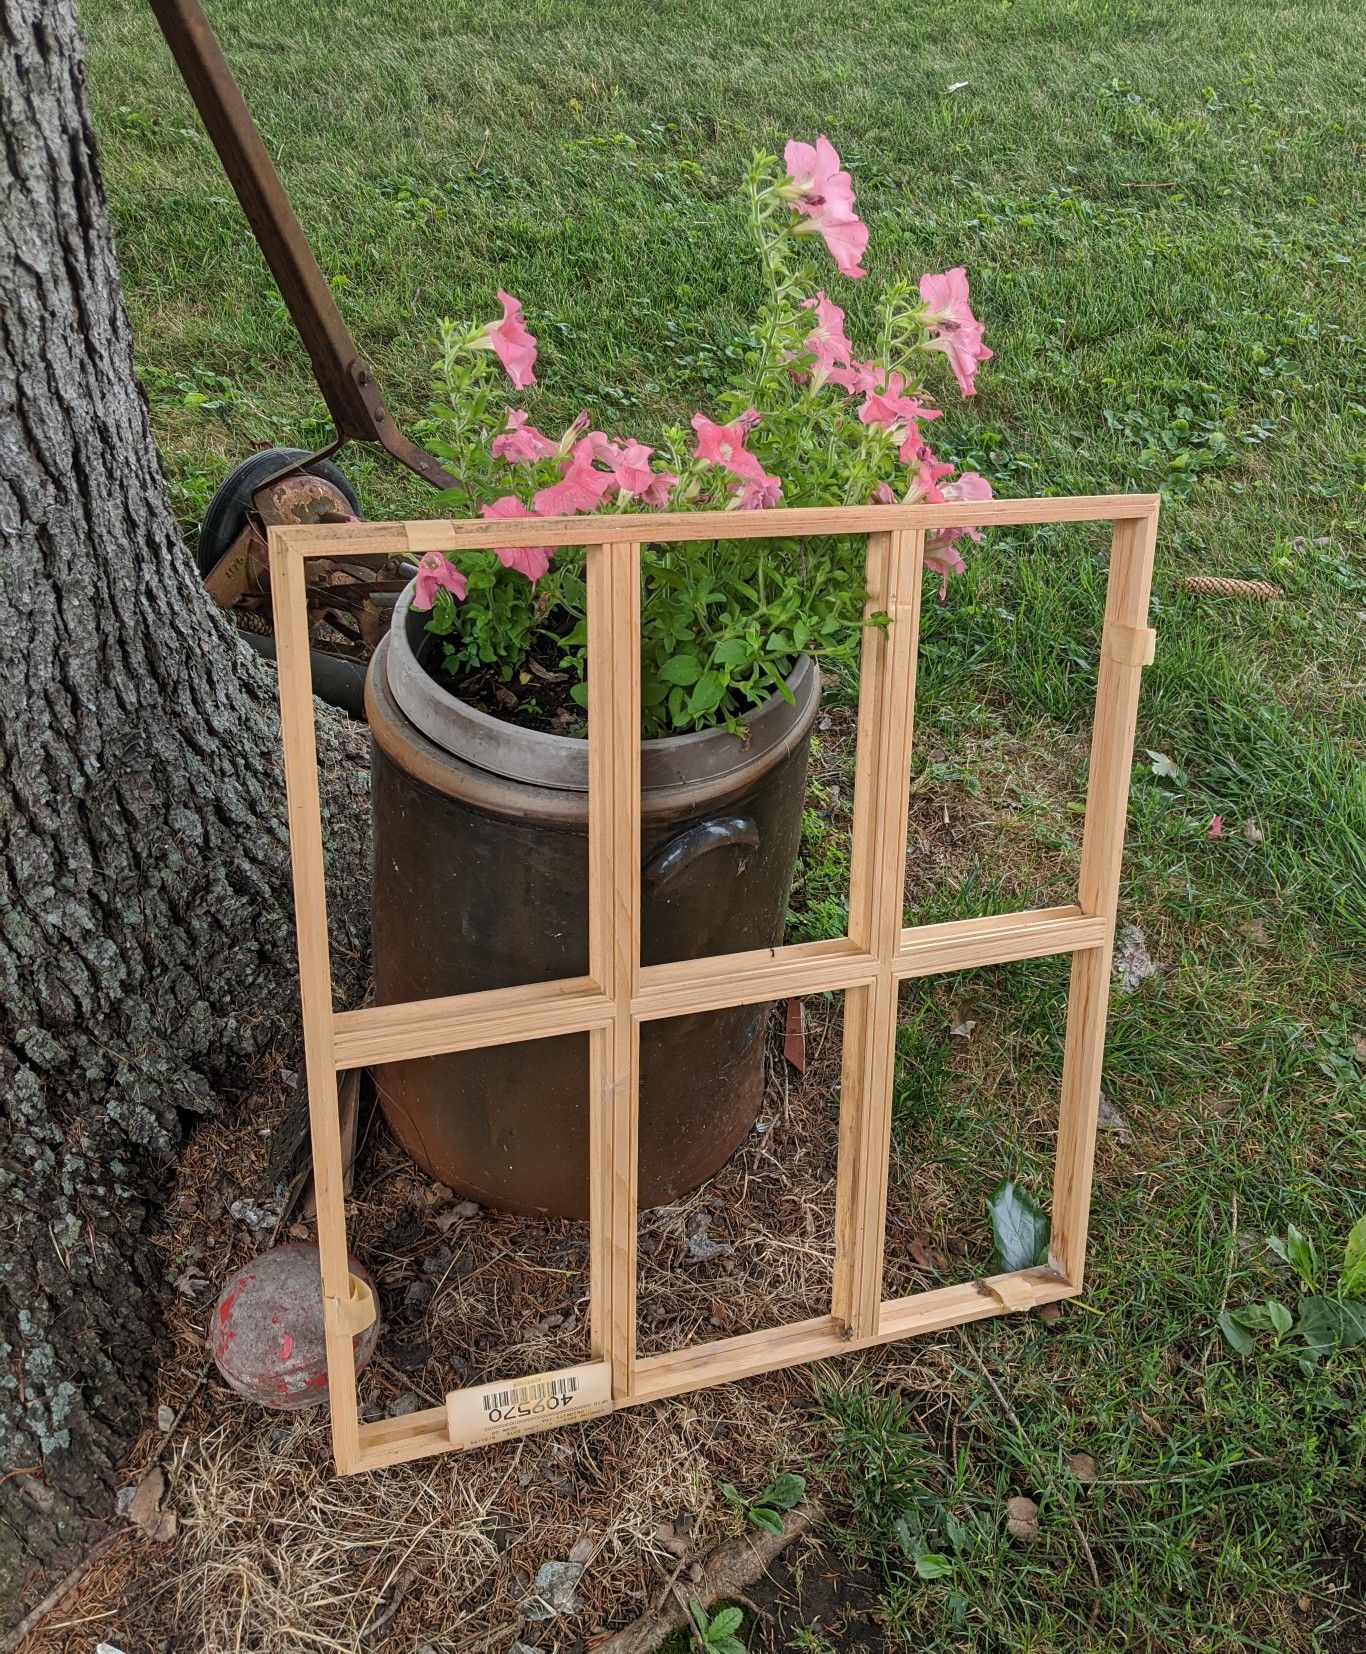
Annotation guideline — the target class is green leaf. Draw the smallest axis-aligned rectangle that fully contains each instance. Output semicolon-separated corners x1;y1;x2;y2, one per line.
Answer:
1266;1298;1294;1337
1217;1310;1256;1356
747;1505;784;1535
1234;1302;1279;1334
569;682;589;708
709;1605;744;1637
712;638;754;667
659;653;703;686
1285;1223;1319;1290
1342;1215;1366;1299
688;670;729;718
760;1472;805;1510
1296;1295;1366;1355
719;1482;744;1509
987;1180;1050;1273
915;1552;954;1580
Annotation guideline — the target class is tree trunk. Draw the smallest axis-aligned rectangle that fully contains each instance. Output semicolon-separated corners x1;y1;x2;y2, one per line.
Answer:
0;0;369;1617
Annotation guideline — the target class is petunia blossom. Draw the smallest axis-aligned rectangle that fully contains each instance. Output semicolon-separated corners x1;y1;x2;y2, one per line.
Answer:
532;439;616;516
919;267;992;396
587;435;678;506
691;409;766;483
925;470;994;596
800;292;854;387
731;472;783;511
783;135;869;279
491;409;557;463
481;290;538;390
858;371;942;433
1207;814;1225;839
413;551;468;609
481;496;553;581
828;357;881;397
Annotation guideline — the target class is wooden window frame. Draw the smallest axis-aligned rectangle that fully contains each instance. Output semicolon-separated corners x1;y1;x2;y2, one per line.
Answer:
269;493;1160;1473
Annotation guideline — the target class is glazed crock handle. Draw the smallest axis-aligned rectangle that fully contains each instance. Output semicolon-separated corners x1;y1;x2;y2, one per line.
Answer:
643;815;761;891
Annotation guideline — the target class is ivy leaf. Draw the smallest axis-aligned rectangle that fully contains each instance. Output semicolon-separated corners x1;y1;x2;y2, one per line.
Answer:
1342;1215;1366;1300
659;653;703;686
987;1180;1050;1273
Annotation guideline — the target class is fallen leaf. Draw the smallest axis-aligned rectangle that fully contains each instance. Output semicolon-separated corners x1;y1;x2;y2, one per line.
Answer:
124;1466;175;1543
1005;1495;1040;1541
1097;1094;1134;1144
1147;749;1181;780
1113;925;1158;994
156;1405;175;1433
567;1535;595;1565
173;1269;210;1299
686;1210;732;1261
1241;819;1264;844
909;1235;947;1276
949;1014;977;1039
1066;1450;1099;1484
521;1559;584;1620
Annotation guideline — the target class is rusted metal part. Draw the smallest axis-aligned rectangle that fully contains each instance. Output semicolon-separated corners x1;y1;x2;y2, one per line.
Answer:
146;0;457;489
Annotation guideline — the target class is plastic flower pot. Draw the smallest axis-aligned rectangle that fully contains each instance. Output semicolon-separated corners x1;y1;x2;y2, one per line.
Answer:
364;582;820;1219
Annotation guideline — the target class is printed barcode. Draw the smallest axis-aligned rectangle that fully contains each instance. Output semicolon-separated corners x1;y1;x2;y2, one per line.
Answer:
481;1375;580;1412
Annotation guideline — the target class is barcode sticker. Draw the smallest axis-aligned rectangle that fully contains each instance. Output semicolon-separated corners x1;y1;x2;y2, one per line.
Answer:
446;1360;613;1447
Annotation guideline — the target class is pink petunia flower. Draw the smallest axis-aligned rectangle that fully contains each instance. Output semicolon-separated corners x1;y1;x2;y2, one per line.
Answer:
829;357;881;397
482;290;538;390
731;472;783;511
926;470;994;596
919;267;992;396
587;435;678;506
491;409;557;463
801;292;854;387
413;551;468;609
858;370;942;433
691;409;767;485
480;496;553;581
532;439;616;516
1207;814;1225;839
783;135;869;279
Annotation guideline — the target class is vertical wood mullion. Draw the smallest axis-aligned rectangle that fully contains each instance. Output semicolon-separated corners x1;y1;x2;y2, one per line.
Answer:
588;542;641;1395
833;530;925;1338
1051;509;1159;1285
267;531;361;1473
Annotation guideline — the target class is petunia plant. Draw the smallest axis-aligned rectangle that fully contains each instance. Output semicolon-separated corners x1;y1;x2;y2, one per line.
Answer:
414;136;994;739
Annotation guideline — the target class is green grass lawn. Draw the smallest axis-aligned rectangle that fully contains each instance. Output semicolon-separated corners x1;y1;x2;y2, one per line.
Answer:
81;0;1364;1647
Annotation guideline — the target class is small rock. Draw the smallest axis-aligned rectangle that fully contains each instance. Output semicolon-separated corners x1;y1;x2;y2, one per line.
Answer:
1034;1300;1063;1328
686;1210;732;1262
1005;1495;1040;1542
568;1535;595;1564
521;1559;584;1620
1066;1450;1099;1484
387;1391;423;1417
1097;1095;1134;1144
229;1197;284;1233
1113;925;1158;995
124;1465;176;1543
156;1404;176;1433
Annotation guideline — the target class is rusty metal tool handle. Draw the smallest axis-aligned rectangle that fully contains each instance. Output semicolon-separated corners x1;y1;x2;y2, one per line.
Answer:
146;0;457;488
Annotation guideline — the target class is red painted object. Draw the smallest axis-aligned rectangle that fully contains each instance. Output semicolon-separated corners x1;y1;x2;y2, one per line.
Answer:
209;1242;380;1411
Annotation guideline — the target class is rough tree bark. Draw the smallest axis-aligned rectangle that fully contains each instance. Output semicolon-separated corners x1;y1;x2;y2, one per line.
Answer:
0;0;369;1616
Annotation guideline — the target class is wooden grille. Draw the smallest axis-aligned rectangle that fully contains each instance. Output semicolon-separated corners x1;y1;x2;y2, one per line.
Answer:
269;493;1160;1472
